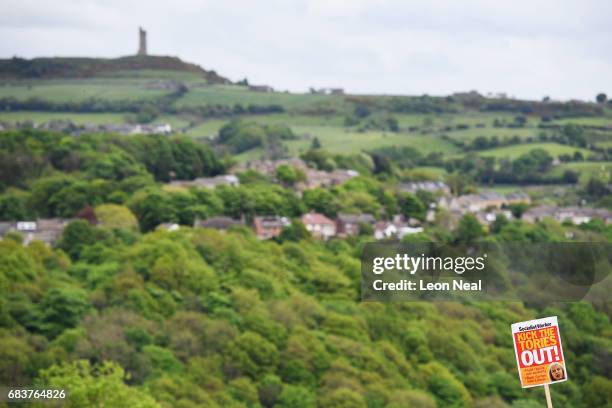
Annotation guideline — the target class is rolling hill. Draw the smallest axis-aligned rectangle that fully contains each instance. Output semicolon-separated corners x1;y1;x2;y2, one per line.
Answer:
0;55;230;84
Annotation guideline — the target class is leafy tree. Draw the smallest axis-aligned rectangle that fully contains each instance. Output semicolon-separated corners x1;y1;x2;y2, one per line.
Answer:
595;93;607;104
584;177;609;199
319;387;367;408
0;191;29;220
225;331;279;379
58;220;97;260
303;188;340;217
0;333;34;386
276;165;305;186
36;286;90;338
562;169;579;184
142;345;183;375
301;149;336;171
129;190;177;232
275;385;316;408
456;214;484;243
258;374;283;407
278;220;310;242
583;376;612;407
311;137;322;149
419;362;472;408
397;193;426;221
445;173;474;196
36;360;160;408
371;153;393;175
508;203;529;219
218;120;267;154
490;214;509;234
354;104;371;118
95;204;139;231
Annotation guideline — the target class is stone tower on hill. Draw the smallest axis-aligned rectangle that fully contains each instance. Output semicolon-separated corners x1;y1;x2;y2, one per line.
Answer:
137;27;147;56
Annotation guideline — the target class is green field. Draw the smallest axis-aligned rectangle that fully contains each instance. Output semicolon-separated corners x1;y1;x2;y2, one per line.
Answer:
182;119;228;138
476;142;592;159
546;161;611;183
595;140;612;149
0;110;127;124
174;85;347;112
232;128;458;163
97;69;206;82
252;113;345;127
445;126;540;141
552;116;612;127
407;166;448;179
286;126;457;155
0;76;609;178
420;112;533;127
0;79;170;102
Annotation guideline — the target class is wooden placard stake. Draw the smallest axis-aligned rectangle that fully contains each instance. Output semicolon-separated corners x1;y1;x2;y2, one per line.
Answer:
544;384;553;408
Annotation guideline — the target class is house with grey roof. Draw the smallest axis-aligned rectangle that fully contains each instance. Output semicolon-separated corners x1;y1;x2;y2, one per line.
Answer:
194;216;244;231
0;219;74;245
336;213;376;237
169;174;239;189
399;181;450;195
523;206;612;225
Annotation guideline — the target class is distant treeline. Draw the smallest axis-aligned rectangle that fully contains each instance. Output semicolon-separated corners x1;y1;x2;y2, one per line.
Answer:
345;93;611;118
0;96;286;120
0;129;226;189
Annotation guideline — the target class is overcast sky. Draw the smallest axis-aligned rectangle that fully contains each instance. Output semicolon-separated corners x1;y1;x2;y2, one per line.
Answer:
1;0;610;101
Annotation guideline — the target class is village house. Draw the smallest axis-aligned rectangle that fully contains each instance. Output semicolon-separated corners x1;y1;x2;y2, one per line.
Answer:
299;168;358;191
194;216;244;231
374;215;423;240
505;192;532;206
398;181;451;195
230;158;358;192
248;84;274;93
252;216;290;240
168;174;239;189
522;206;612;225
2;120;173;136
231;158;308;177
0;219;73;245
439;191;530;213
84;123;173;136
336;213;376;237
310;87;345;95
301;213;336;240
474;209;514;228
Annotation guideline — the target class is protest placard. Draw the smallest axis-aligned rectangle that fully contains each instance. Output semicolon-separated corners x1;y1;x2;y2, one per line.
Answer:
511;316;567;389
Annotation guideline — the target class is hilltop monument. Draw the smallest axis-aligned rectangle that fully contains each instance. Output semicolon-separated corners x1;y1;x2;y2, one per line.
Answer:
137;27;147;56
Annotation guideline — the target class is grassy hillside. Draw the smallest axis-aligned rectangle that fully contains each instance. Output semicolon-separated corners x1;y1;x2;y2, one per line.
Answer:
476;142;593;159
174;85;348;113
0;55;229;83
0;110;127;124
0;79;170;102
0;61;610;190
546;161;611;183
